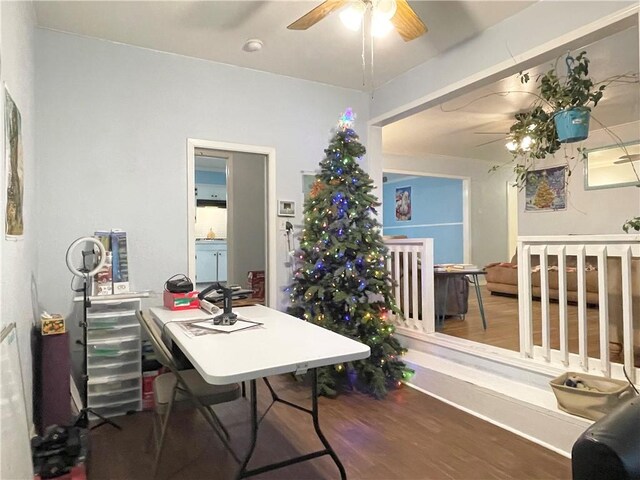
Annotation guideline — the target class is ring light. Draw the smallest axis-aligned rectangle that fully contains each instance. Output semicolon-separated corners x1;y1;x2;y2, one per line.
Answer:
65;237;106;278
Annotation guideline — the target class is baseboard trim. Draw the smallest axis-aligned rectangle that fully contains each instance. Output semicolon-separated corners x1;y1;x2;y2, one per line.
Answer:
405;382;572;458
402;350;591;456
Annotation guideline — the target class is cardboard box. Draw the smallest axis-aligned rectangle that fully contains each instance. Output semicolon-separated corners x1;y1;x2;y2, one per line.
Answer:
41;314;65;335
163;290;200;311
94;231;112;296
247;270;265;301
111;230;130;294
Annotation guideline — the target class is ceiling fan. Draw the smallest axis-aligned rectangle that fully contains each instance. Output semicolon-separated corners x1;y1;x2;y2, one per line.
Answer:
614;154;640;164
287;0;427;42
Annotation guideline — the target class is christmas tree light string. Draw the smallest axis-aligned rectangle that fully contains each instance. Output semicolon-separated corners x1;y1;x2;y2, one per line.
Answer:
286;108;414;398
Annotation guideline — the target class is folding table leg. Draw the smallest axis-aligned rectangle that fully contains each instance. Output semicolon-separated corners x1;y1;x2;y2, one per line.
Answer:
236;380;258;479
236;371;347;479
310;368;347;480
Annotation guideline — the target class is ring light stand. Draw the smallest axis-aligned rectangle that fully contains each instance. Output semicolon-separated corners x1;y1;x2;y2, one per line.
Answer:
66;237;121;431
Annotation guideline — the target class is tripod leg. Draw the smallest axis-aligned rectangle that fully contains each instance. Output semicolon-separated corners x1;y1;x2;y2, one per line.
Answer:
82;408;122;431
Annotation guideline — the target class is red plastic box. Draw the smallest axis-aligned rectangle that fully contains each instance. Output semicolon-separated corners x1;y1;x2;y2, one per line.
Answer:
142;369;163;410
163;290;199;310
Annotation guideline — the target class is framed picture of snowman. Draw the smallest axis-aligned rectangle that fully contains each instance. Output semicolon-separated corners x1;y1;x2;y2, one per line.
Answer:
395;186;411;221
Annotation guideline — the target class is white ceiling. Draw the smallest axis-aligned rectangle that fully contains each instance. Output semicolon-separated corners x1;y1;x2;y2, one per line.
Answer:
382;25;640;162
34;1;535;91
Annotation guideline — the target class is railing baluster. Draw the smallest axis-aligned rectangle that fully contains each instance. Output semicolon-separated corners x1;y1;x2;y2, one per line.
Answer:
402;248;410;326
411;247;419;327
576;246;588;371
539;247;550;362
557;247;569;366
393;248;401;324
518;243;533;358
621;246;635;383
597;246;610;377
422;239;435;334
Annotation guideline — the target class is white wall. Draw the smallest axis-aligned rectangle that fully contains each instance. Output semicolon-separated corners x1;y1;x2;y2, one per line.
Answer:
35;29;368;325
0;0;37;420
383;153;513;267
518;123;640;235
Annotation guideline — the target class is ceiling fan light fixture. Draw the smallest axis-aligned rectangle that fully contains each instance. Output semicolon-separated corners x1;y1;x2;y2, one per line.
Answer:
339;3;366;31
505;140;518;152
372;11;394;37
375;0;397;20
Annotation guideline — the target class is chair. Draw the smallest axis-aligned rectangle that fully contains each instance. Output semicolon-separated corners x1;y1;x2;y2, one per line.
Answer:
135;311;241;476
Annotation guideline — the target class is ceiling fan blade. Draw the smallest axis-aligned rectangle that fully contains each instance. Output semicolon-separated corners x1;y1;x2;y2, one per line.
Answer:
475;137;507;148
391;0;427;42
614;154;640;164
287;0;349;30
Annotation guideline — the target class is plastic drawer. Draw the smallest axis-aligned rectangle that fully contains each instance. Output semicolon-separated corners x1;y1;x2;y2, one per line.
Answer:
88;400;140;420
87;338;139;356
88;375;140;395
88;361;140;379
89;389;141;408
87;325;139;342
87;310;137;329
88;350;139;367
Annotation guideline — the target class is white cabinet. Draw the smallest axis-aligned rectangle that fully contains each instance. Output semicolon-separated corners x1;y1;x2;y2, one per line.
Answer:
85;297;142;419
195;183;226;201
195;241;227;283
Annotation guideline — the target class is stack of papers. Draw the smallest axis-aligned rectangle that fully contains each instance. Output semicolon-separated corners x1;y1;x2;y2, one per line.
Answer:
192;317;263;333
435;264;479;272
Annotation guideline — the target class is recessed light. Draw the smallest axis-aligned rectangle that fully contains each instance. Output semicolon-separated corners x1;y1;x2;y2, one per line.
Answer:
243;39;263;53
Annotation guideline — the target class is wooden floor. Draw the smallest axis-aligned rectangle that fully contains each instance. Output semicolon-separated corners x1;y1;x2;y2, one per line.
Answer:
440;285;625;363
89;375;571;480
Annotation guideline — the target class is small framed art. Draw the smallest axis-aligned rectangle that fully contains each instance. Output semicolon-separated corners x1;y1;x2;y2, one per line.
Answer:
278;200;296;217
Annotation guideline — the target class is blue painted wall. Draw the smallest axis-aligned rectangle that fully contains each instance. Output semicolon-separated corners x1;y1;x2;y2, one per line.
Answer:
383;175;463;264
195;170;226;185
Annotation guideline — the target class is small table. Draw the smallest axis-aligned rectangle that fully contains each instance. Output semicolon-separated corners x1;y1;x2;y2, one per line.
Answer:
149;305;370;479
434;269;487;330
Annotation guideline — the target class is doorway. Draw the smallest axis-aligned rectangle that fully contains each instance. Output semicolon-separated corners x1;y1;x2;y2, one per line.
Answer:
382;170;471;264
187;139;276;306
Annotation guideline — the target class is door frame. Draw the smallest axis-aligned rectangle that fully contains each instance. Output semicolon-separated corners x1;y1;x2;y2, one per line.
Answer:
187;139;277;307
382;168;471;264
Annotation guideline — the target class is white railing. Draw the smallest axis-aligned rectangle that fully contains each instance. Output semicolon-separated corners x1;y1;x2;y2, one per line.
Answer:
518;235;640;382
385;238;435;336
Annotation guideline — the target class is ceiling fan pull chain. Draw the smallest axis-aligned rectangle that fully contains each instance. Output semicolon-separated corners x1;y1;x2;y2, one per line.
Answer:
370;29;375;98
361;14;366;87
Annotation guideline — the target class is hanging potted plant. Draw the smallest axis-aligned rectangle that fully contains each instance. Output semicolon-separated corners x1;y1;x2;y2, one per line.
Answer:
535;51;606;143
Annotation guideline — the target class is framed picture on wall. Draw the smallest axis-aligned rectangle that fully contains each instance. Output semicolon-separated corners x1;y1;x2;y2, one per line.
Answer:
4;85;24;238
395;186;411;221
302;171;318;201
525;166;567;212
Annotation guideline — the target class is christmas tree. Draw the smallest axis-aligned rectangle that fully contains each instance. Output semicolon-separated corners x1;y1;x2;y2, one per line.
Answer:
287;109;412;399
533;175;555;209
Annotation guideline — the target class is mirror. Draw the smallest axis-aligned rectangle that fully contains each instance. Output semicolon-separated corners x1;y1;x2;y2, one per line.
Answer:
584;141;640;190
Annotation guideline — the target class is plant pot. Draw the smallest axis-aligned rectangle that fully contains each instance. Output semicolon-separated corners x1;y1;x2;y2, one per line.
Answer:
553;107;590;143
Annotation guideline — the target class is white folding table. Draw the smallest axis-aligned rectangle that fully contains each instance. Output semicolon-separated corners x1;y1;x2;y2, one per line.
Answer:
149;305;370;479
